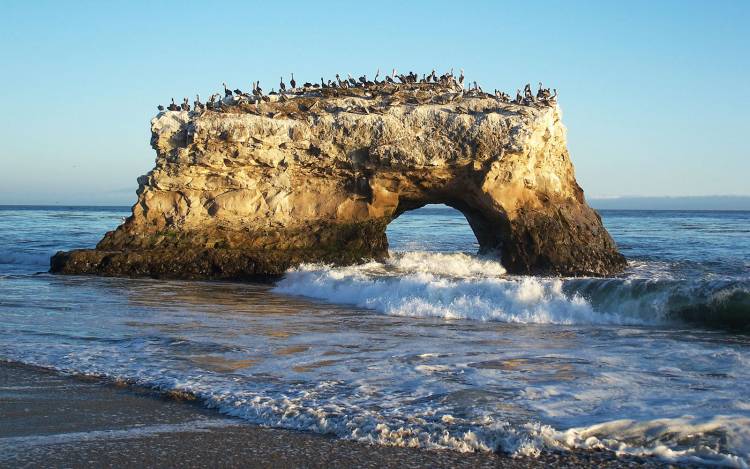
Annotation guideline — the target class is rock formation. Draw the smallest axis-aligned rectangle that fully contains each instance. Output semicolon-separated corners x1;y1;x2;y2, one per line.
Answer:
51;84;626;279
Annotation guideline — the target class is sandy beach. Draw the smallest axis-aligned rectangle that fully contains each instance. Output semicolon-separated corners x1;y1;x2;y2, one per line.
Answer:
0;362;680;468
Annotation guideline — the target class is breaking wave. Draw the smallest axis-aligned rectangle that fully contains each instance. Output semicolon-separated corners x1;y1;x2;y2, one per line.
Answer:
274;251;750;329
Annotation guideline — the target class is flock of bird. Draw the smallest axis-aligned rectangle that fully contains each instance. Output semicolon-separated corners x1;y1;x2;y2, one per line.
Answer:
157;69;558;113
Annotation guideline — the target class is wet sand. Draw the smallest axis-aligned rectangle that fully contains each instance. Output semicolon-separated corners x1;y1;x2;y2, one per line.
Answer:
0;362;682;468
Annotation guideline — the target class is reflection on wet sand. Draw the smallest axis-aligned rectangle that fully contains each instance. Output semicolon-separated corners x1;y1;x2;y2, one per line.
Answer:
468;357;585;383
292;359;342;373
274;345;310;356
189;355;258;373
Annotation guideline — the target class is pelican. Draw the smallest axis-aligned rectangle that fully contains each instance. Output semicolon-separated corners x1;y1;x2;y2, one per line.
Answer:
157;105;165;111
524;83;533;99
347;74;357;87
223;83;232;97
458;69;464;86
279;77;286;92
290;73;296;89
374;68;380;83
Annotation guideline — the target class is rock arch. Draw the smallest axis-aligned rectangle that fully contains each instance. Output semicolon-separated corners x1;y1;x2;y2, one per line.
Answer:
51;95;625;279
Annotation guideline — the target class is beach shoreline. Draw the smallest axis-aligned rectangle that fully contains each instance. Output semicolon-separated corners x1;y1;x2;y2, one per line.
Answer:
0;361;678;468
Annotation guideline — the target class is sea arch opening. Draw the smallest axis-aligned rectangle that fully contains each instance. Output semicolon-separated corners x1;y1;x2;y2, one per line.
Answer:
384;198;509;257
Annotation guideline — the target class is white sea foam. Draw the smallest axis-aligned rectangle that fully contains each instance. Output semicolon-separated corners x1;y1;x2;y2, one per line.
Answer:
274;252;651;325
529;416;750;468
7;353;749;467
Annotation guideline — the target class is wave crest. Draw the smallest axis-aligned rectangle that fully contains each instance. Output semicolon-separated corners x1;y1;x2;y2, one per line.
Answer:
275;252;643;325
275;251;750;328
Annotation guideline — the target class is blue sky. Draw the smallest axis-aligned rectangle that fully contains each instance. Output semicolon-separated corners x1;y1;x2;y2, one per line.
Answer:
0;0;747;205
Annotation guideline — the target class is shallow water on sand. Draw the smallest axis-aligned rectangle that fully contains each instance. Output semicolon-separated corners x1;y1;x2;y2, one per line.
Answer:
1;205;749;467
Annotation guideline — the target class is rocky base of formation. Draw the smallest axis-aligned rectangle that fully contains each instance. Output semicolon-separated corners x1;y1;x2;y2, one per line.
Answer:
52;219;388;280
51;81;625;279
51;248;323;281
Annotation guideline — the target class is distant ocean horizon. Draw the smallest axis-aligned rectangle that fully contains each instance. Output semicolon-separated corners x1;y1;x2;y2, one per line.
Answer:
2;194;749;211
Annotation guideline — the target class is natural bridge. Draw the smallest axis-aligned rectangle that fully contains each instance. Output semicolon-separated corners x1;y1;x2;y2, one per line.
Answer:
51;83;625;279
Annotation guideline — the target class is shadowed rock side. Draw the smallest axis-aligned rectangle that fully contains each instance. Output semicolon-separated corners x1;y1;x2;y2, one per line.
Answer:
51;89;625;279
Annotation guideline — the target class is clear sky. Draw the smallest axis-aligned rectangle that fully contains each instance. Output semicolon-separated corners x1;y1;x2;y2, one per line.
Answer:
0;0;747;205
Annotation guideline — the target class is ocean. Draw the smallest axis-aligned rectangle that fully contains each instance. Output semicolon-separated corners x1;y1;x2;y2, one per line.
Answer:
1;205;749;467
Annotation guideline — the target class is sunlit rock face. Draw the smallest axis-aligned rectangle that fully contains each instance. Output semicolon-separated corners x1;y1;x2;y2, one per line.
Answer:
51;88;625;279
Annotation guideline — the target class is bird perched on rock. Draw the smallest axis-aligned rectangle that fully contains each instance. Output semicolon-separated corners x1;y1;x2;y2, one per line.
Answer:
386;68;396;84
290;73;296;90
279;77;286;92
524;83;533;100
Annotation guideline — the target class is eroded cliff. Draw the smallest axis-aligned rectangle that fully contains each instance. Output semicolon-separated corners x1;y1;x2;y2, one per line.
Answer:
51;85;625;279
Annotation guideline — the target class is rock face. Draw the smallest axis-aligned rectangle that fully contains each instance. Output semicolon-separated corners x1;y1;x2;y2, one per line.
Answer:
51;86;625;279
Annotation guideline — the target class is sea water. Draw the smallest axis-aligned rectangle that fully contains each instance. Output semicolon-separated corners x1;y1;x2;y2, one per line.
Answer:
0;205;749;467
